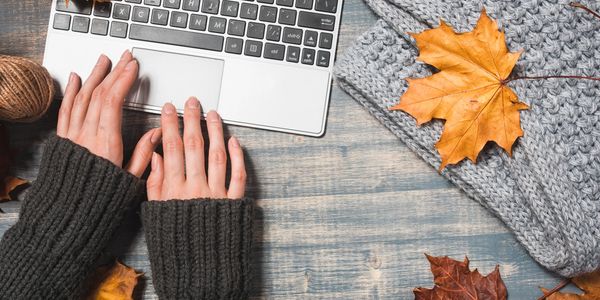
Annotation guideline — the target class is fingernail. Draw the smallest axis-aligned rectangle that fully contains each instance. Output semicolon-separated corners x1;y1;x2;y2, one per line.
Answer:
125;59;137;71
69;72;76;83
121;49;130;60
207;110;221;122
151;153;157;170
187;97;200;109
163;103;176;115
96;54;107;65
230;136;240;148
150;128;162;145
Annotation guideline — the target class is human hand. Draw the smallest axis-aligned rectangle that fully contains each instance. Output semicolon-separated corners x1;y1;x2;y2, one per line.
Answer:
56;51;161;177
147;99;246;200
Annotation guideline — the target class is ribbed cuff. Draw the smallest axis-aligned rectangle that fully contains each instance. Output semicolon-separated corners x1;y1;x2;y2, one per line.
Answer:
142;198;254;300
0;135;142;299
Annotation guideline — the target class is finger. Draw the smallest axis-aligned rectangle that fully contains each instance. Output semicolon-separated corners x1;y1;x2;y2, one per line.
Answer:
161;103;185;183
227;137;246;199
183;97;207;184
147;152;164;201
125;128;162;177
97;59;138;138
83;50;133;135
67;54;111;139
57;72;81;137
206;111;227;197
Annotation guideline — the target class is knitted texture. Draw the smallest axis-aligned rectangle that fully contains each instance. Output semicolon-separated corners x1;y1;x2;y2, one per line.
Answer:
142;198;254;300
334;0;600;277
0;135;142;299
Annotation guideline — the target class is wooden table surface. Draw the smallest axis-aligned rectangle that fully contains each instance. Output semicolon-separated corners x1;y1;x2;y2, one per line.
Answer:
0;1;566;299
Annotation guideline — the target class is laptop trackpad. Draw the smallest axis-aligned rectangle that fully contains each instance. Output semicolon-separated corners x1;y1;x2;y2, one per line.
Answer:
127;48;224;112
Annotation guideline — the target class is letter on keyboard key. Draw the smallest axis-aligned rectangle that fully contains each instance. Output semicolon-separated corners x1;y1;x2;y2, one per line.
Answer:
129;24;224;51
164;0;181;9
183;0;201;11
221;1;239;17
201;0;220;14
240;3;258;20
56;0;92;15
297;11;335;31
264;43;285;60
170;11;189;28
151;8;169;25
113;4;131;20
144;0;161;6
94;2;112;18
208;17;227;33
315;0;337;13
189;14;208;30
132;6;150;23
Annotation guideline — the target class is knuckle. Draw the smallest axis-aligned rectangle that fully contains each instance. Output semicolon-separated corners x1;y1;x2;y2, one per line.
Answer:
209;148;227;165
164;138;182;153
232;170;247;182
184;135;204;150
105;93;122;108
91;86;105;99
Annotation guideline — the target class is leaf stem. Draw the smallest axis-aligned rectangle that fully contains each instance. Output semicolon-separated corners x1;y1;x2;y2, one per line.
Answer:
570;2;600;20
505;75;600;84
537;278;571;300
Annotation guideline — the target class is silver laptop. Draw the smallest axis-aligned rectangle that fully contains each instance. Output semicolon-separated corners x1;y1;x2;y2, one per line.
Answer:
43;0;343;136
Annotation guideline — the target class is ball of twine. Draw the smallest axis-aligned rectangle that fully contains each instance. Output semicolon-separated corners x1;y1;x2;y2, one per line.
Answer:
0;55;55;123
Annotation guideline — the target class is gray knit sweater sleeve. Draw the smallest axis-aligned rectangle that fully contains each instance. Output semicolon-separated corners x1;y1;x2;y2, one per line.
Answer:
141;198;254;300
0;135;142;299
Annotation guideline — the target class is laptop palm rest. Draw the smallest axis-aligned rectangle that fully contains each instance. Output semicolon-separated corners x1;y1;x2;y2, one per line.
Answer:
127;48;224;113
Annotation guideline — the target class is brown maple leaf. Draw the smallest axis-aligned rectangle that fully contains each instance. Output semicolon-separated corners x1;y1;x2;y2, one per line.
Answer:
84;261;142;300
414;254;507;300
540;270;600;300
0;124;27;202
391;8;528;170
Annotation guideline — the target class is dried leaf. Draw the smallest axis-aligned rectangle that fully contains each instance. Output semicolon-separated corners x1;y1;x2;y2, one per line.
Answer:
85;261;142;300
541;270;600;300
0;124;27;202
414;254;507;300
392;8;528;170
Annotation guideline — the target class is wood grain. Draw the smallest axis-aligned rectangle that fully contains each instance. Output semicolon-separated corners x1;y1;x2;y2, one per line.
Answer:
0;0;563;299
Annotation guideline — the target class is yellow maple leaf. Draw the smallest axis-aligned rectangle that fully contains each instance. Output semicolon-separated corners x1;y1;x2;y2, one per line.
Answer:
541;270;600;300
85;261;142;300
391;8;528;170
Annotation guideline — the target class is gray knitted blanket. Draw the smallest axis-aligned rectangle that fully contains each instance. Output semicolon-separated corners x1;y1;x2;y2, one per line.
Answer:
334;0;600;277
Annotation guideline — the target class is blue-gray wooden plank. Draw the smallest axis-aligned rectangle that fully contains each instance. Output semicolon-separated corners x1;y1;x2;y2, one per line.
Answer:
0;0;568;299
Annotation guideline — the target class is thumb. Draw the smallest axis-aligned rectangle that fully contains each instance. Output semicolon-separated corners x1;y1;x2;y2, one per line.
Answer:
125;128;161;177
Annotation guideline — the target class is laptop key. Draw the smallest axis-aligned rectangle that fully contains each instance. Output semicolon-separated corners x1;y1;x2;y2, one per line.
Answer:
208;17;226;33
91;18;109;35
301;48;315;65
319;32;333;49
315;0;337;13
276;0;294;7
189;14;207;30
244;40;263;57
110;21;128;38
201;0;220;14
282;27;302;44
113;4;131;20
286;46;300;62
144;0;161;6
221;1;239;17
266;25;281;41
278;9;296;25
125;0;142;3
225;37;244;54
170;11;188;28
295;0;312;9
182;0;201;11
163;0;181;9
151;9;169;25
263;43;285;60
247;22;265;39
93;2;112;18
316;50;330;67
72;16;90;33
259;6;277;23
132;6;150;23
53;13;71;31
240;3;258;20
56;0;92;15
257;0;274;4
129;24;224;51
298;11;335;31
227;19;246;36
304;30;317;47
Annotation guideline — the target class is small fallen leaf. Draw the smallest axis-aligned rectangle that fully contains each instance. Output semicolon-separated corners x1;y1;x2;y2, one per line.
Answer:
85;261;142;300
540;270;600;300
0;124;27;202
414;254;507;300
392;8;528;170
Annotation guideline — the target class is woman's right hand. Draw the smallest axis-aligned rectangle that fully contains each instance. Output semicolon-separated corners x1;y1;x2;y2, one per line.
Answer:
147;98;246;200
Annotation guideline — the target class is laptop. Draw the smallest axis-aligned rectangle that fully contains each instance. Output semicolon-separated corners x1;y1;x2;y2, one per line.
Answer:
43;0;343;136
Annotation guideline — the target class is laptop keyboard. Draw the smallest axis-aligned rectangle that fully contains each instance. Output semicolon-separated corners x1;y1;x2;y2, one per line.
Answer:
52;0;338;67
